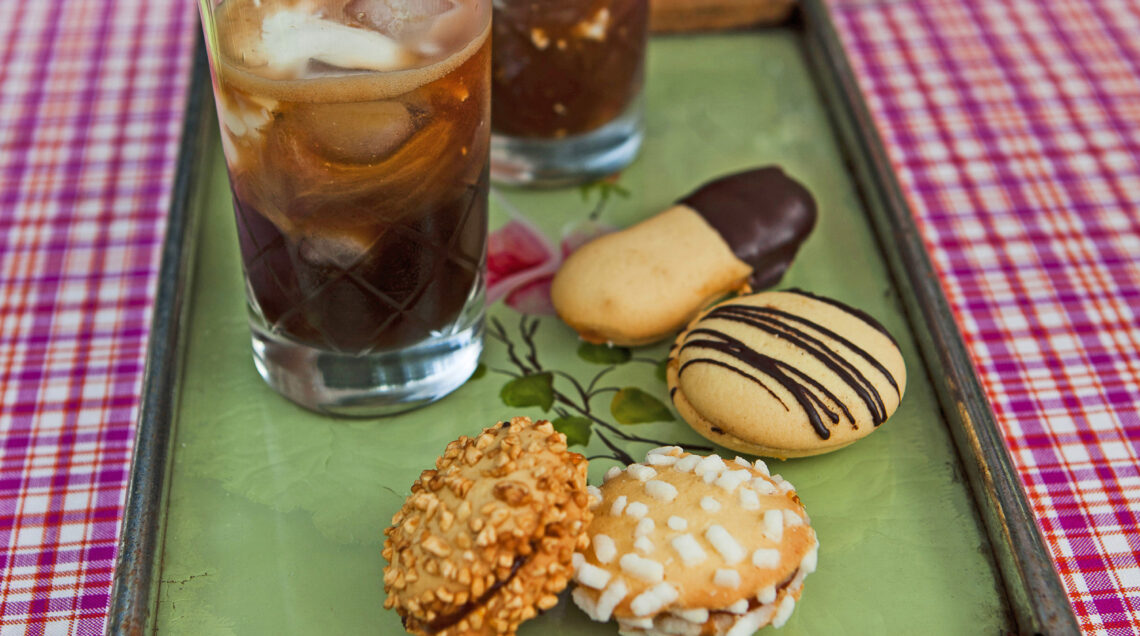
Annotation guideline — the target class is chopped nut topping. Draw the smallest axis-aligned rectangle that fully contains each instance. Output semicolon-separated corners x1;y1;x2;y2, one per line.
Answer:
422;534;452;558
381;417;591;636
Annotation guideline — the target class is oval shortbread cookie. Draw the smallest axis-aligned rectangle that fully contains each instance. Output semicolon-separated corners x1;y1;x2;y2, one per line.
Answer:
667;290;907;458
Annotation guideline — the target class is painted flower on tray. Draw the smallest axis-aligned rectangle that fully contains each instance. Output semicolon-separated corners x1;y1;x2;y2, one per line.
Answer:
486;199;614;315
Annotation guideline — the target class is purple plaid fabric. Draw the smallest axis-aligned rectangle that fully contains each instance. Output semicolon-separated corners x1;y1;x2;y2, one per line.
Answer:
829;0;1140;633
0;0;196;633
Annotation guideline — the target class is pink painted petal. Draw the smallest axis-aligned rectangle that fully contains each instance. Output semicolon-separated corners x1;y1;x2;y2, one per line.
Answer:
505;275;557;315
560;218;618;257
487;258;560;305
486;217;559;304
487;218;557;281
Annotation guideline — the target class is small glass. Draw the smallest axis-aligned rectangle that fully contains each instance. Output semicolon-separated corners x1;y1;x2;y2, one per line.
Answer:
489;0;649;186
197;0;491;416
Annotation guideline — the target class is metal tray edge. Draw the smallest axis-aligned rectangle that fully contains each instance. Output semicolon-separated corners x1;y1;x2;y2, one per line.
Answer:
105;10;1081;635
106;39;213;636
798;2;1078;634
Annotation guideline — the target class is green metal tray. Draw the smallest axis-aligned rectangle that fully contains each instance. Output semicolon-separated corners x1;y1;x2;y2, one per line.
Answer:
108;3;1077;634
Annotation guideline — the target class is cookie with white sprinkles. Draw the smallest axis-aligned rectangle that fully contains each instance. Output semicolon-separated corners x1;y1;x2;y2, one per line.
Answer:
667;289;907;458
571;447;819;635
383;417;593;635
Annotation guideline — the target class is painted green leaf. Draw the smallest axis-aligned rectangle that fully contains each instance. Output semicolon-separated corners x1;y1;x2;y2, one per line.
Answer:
655;358;669;382
611;388;674;424
499;372;554;411
579;179;630;203
552;416;592;447
577;342;632;365
470;363;487;380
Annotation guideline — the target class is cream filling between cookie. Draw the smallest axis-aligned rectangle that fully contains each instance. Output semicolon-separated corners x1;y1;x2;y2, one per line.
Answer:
611;566;805;636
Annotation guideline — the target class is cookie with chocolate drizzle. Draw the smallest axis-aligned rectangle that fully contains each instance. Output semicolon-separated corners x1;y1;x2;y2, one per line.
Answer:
667;290;907;458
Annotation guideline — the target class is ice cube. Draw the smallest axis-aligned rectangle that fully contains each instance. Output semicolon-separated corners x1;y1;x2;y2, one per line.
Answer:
413;0;473;57
346;0;398;32
298;233;373;270
260;7;414;76
215;92;277;168
219;93;276;138
346;0;455;39
290;100;419;164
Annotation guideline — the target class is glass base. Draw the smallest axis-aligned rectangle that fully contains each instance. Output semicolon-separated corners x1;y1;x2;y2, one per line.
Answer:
249;319;483;418
490;96;645;187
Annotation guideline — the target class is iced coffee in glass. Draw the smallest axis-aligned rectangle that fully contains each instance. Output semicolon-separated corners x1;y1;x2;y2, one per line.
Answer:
490;0;649;186
197;0;490;416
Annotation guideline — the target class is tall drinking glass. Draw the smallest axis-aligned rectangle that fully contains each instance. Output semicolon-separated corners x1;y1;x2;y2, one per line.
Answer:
197;0;491;416
489;0;649;186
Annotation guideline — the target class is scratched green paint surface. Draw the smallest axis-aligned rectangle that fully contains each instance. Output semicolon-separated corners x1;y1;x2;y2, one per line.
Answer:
153;31;1012;634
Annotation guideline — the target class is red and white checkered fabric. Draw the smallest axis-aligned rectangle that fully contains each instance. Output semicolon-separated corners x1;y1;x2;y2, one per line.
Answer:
0;0;196;633
829;0;1140;633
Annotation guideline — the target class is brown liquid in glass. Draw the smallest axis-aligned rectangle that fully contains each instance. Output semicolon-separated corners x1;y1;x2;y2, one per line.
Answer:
491;0;648;138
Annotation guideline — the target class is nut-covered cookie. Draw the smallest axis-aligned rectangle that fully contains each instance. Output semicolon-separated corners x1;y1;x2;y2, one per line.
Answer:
667;289;907;458
550;167;816;346
571;447;819;635
382;417;593;635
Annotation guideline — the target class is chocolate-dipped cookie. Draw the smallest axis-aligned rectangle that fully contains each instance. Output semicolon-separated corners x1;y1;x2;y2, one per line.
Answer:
550;167;817;346
680;167;816;289
667;290;906;458
382;417;593;635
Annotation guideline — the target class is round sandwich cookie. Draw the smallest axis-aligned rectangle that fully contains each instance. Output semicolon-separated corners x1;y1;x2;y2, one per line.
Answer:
382;417;593;636
667;289;907;458
571;447;819;635
550;167;816;346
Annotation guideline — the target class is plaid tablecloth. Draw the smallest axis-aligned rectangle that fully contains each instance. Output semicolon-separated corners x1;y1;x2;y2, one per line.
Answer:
0;0;197;634
0;0;1136;634
830;1;1140;633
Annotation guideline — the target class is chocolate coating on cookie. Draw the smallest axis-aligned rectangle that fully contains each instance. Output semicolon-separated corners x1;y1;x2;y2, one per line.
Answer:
680;167;817;289
382;417;592;635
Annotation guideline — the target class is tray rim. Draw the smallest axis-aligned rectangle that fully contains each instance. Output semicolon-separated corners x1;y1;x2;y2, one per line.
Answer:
798;1;1075;633
105;5;1078;634
105;40;213;636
